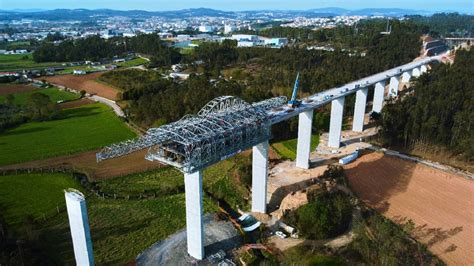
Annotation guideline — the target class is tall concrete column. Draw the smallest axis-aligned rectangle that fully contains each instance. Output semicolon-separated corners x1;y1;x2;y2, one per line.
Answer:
328;97;345;148
389;75;400;97
296;110;314;169
401;71;412;83
412;67;421;78
372;81;385;113
184;171;204;260
352;87;368;132
420;65;428;73
65;190;94;266
252;140;269;213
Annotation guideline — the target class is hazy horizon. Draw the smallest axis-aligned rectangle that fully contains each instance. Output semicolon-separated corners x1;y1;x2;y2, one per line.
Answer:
0;0;472;13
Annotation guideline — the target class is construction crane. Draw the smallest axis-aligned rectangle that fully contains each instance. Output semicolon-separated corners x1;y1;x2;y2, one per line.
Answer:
381;19;391;35
287;72;301;108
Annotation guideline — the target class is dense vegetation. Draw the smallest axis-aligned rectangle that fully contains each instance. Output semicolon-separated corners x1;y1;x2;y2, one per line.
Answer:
33;33;181;67
407;13;474;37
380;49;473;161
284;166;352;239
347;209;444;265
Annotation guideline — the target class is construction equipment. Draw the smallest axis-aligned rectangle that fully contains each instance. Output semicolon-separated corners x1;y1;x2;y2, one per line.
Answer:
287;72;301;108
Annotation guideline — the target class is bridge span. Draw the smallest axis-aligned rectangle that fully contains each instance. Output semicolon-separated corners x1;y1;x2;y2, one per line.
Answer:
95;55;441;260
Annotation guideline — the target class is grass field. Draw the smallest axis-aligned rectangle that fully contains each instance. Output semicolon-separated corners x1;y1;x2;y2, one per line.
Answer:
0;103;136;166
0;53;63;71
117;57;148;67
271;134;320;160
0;86;79;105
0;173;83;228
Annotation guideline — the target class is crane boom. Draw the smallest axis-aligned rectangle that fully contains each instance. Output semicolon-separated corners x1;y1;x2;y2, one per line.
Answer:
288;72;301;108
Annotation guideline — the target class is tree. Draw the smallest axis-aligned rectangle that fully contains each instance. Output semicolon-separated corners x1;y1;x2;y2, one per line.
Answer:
26;93;58;121
5;94;15;106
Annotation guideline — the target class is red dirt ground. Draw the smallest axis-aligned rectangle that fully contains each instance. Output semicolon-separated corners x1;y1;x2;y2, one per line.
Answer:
344;151;474;265
44;72;119;100
0;149;163;181
0;83;36;96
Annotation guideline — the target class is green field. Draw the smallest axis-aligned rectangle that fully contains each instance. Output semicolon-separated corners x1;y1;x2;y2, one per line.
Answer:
0;86;79;105
0;103;136;166
117;57;148;67
0;173;83;227
271;134;320;160
0;53;63;71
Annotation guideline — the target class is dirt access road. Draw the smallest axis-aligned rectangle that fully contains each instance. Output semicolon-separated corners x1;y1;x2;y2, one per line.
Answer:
44;72;120;100
344;151;474;265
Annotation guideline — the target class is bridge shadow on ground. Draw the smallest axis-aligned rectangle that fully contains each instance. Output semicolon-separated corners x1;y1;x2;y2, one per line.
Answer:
267;178;319;213
343;150;416;213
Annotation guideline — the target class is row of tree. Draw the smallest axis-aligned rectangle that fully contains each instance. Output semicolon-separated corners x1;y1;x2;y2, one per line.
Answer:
33;33;181;66
379;49;473;161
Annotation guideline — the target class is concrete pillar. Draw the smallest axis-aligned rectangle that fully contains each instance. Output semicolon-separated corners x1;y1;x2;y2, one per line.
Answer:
252;140;269;213
389;75;400;98
65;190;94;266
352;87;368;132
184;171;204;260
328;97;345;148
296;110;314;169
412;67;421;78
372;81;385;113
401;71;411;83
420;65;428;73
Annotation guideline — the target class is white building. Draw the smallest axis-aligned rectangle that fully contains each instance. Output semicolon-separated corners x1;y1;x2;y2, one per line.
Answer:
224;25;237;34
199;25;214;33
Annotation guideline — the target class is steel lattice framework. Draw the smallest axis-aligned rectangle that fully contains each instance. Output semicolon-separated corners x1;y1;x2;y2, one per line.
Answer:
96;96;286;173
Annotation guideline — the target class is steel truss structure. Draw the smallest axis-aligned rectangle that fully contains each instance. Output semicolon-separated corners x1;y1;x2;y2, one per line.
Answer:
96;96;286;173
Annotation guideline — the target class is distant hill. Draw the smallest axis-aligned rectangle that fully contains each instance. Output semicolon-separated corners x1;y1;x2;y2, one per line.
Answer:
0;7;444;21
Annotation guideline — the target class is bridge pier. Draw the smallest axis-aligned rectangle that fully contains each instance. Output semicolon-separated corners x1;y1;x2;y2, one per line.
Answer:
65;190;94;266
252;140;269;213
328;97;345;148
420;65;428;74
184;170;204;260
412;67;421;78
401;71;412;83
352;87;368;132
389;75;400;97
372;81;385;113
296;110;314;169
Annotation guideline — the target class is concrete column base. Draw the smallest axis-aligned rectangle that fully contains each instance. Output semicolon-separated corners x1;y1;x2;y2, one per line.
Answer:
252;141;269;213
296;110;314;169
184;171;204;260
328;97;345;148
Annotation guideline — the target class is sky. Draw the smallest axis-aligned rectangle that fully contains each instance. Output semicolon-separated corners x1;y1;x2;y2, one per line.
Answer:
0;0;472;13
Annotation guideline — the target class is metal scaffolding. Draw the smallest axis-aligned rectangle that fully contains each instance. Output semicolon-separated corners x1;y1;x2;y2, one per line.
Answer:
96;96;286;173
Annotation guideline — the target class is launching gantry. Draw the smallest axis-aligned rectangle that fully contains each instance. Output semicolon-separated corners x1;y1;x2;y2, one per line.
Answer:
96;96;286;173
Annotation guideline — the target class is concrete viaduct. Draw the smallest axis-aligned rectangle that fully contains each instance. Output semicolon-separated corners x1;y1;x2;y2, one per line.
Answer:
96;55;441;260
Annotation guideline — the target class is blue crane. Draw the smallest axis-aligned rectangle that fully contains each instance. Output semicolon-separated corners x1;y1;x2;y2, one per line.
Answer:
287;72;301;108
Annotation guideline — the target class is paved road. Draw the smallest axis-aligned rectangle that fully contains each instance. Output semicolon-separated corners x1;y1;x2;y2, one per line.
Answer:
87;94;125;117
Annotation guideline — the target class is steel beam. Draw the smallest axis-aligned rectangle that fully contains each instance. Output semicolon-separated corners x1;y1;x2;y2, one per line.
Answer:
296;110;314;169
252;140;269;213
184;171;204;260
352;87;368;132
328;97;345;148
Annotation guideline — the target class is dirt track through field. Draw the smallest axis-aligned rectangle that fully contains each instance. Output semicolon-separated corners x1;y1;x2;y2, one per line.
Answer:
344;151;474;265
44;72;119;100
0;84;36;96
0;149;163;180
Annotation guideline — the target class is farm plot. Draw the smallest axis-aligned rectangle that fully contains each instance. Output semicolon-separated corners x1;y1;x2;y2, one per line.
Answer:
344;151;474;265
0;53;62;71
44;72;120;100
0;103;136;166
0;86;79;105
